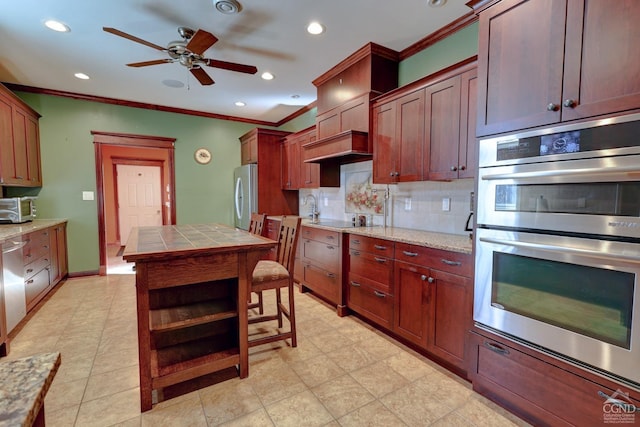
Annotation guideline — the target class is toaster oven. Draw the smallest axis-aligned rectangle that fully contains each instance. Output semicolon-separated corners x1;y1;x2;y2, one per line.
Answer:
0;197;37;223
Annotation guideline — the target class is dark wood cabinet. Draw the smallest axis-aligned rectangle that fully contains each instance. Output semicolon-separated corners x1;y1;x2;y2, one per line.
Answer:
239;128;298;216
282;126;324;190
49;222;68;286
23;228;52;311
240;133;258;165
372;90;425;184
298;226;343;311
468;329;640;426
393;260;429;346
0;83;42;187
476;0;640;137
372;58;477;184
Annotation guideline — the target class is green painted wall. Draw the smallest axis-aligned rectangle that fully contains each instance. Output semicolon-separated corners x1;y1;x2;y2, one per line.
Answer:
12;93;257;274
399;22;479;86
8;22;478;275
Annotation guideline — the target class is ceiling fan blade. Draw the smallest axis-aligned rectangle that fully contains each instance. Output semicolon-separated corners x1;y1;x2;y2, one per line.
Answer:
103;27;166;51
186;29;218;55
127;59;173;67
202;58;257;75
190;67;215;85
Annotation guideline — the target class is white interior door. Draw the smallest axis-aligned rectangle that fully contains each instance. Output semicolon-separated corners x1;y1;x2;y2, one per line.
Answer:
117;164;162;244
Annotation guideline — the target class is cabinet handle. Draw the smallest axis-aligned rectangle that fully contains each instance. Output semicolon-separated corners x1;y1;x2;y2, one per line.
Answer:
27;279;34;284
26;268;33;274
326;272;336;279
374;244;386;250
351;250;360;256
596;391;638;412
304;230;311;235
484;341;510;356
459;165;466;171
563;99;577;108
351;239;360;245
374;257;386;263
373;290;386;298
326;235;335;240
326;245;335;250
402;251;418;257
441;258;461;266
395;172;400;177
450;166;458;171
305;180;312;184
428;277;435;283
16;176;24;179
389;172;395;177
350;281;361;287
546;103;559;112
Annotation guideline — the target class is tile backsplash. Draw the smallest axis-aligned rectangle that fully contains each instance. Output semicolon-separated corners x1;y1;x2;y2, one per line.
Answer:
299;160;474;236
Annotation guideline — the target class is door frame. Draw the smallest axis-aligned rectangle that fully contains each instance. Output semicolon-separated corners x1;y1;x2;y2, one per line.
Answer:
113;159;166;243
93;131;176;275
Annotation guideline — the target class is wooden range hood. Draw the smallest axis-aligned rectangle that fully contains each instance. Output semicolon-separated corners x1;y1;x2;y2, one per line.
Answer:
302;43;399;166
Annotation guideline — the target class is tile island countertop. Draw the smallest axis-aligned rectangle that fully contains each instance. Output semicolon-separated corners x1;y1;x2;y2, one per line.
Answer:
300;218;473;254
0;352;61;427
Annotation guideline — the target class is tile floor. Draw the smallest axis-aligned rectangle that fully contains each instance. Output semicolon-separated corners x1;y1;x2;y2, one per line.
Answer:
5;265;531;426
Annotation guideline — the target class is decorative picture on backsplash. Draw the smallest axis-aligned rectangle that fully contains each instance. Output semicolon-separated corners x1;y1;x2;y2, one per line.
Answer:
345;171;385;214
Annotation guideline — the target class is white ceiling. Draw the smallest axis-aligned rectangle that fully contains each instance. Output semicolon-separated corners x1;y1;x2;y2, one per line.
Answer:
0;0;472;124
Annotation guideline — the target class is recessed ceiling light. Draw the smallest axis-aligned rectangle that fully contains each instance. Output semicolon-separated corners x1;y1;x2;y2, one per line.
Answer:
213;0;242;14
291;94;300;99
74;73;90;80
261;72;274;81
44;19;70;32
307;22;325;35
235;101;246;107
427;0;447;7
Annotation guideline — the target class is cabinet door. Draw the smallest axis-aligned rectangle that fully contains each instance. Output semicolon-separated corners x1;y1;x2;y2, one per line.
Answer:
372;101;397;184
240;135;257;164
427;269;470;370
0;94;16;185
458;68;477;179
281;138;300;190
476;0;567;136
425;75;461;181
300;132;320;188
393;261;430;347
11;107;30;184
395;90;425;182
562;0;640;122
25;115;42;186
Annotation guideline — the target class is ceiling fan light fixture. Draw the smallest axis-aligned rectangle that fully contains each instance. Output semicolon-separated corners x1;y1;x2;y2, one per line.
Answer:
261;72;274;81
44;19;70;32
214;0;242;14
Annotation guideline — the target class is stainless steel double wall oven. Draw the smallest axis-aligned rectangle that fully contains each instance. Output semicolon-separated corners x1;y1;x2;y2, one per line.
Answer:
475;113;640;387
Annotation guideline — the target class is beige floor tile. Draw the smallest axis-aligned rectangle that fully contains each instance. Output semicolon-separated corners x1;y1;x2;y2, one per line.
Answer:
311;374;376;418
109;416;142;427
454;394;530;427
308;328;356;353
200;378;263;425
380;382;454;425
265;390;333;427
381;351;439;382
354;334;402;361
75;387;141;427
337;400;406;427
44;404;79;427
325;342;380;372
350;361;410;398
248;358;307;405
290;353;346;388
141;395;208;427
413;370;473;410
45;376;87;411
219;408;275;427
83;364;139;402
90;345;138;375
430;412;475;426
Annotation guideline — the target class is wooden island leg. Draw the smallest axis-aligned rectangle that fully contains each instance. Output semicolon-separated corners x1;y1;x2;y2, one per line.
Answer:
135;263;153;412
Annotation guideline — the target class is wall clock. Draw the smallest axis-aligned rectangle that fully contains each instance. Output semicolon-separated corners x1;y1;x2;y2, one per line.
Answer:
194;147;212;164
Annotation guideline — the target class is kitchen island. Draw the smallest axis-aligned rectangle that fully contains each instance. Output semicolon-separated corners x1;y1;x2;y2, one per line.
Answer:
122;223;276;412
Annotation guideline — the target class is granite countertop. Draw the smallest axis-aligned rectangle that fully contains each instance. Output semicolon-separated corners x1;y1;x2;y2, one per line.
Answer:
301;219;473;254
0;219;68;243
0;352;61;427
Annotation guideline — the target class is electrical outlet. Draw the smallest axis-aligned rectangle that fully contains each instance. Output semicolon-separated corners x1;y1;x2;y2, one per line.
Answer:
442;197;450;211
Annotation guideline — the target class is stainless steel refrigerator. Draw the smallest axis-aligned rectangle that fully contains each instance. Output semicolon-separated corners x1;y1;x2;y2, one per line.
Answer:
233;164;257;230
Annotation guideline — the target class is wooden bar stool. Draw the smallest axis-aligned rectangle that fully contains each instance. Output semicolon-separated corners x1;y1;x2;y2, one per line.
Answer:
248;212;267;314
248;215;301;348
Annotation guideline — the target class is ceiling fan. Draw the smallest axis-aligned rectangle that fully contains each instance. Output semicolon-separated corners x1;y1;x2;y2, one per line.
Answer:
103;26;258;86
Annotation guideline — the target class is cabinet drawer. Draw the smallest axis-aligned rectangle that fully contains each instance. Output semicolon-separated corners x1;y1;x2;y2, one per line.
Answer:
348;234;394;257
302;239;340;271
347;278;393;329
395;243;471;277
303;263;339;303
468;331;640;426
24;255;50;280
23;230;50;263
25;267;50;309
301;226;340;246
348;249;393;294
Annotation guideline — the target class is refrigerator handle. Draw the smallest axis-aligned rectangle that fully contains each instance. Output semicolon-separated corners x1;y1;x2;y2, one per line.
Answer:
235;176;243;220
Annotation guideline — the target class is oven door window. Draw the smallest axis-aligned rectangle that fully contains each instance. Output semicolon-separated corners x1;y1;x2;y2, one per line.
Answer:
495;182;640;215
491;252;634;349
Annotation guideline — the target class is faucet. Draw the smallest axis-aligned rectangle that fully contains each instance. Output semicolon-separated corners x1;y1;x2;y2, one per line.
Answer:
303;194;319;223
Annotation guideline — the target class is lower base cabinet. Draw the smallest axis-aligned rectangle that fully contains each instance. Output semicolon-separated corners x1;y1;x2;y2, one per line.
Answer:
468;329;640;426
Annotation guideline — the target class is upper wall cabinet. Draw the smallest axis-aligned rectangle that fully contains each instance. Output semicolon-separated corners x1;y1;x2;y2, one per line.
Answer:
372;58;477;184
0;84;42;187
476;0;640;137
